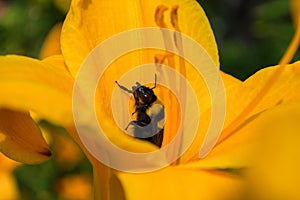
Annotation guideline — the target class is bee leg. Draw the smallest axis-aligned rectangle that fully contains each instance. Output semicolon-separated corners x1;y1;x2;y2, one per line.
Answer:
125;121;136;130
125;119;150;131
115;81;133;94
131;109;137;115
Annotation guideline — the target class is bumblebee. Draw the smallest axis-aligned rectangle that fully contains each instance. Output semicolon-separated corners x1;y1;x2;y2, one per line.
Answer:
115;75;164;147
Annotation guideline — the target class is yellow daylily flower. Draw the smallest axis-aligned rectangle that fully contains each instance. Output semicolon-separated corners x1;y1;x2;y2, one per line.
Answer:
60;1;227;198
60;0;300;199
0;0;300;200
62;0;222;153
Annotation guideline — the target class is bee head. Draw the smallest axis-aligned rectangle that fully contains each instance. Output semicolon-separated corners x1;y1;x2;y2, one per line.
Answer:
134;86;157;104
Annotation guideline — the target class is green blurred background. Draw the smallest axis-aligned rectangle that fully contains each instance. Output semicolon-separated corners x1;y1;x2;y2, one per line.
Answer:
0;0;298;199
200;0;300;80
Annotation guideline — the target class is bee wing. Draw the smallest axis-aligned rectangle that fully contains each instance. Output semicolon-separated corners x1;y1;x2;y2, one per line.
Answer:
148;103;165;129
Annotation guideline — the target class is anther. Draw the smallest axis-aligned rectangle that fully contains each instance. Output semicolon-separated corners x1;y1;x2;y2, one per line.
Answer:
155;5;168;28
154;53;172;65
170;5;180;31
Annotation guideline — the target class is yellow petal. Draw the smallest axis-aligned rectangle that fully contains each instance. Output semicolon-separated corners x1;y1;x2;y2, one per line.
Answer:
243;101;300;200
213;61;300;159
42;54;70;72
185;118;260;169
111;168;243;200
39;23;63;59
182;61;300;167
61;0;219;76
0;55;74;125
192;99;300;171
0;109;51;164
179;71;241;163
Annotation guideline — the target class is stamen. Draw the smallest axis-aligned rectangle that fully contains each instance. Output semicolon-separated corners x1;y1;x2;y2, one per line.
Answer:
166;55;176;70
154;53;174;88
170;5;186;77
170;5;186;165
153;5;186;165
155;5;168;28
218;15;300;144
279;15;300;65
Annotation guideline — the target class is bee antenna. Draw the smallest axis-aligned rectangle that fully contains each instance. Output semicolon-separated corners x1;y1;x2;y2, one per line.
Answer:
136;82;141;87
151;74;157;89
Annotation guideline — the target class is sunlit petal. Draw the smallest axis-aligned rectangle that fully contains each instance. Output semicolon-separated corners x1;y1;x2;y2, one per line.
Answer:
0;55;74;125
244;101;300;200
180;61;300;166
220;61;300;143
181;99;300;170
180;71;241;163
190;70;300;169
42;54;70;72
111;168;243;200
